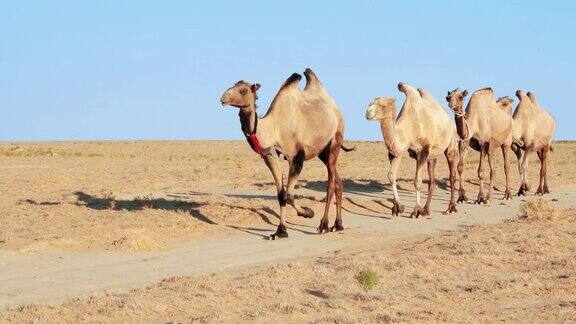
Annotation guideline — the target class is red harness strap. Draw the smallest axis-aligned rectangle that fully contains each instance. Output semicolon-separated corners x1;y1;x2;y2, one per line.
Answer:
245;133;265;157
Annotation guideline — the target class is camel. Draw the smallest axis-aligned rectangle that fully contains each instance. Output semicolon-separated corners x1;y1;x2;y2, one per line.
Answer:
220;68;354;239
511;90;556;195
446;88;514;204
365;83;459;217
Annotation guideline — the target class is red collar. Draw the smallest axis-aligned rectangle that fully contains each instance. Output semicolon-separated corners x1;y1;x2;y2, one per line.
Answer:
243;114;265;157
245;133;265;157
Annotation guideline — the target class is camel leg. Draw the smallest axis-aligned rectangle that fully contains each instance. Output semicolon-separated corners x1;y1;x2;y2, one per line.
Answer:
542;145;550;194
332;169;344;231
517;145;533;196
263;154;288;240
421;158;437;216
388;155;404;216
511;143;523;174
475;143;488;204
317;138;341;234
411;148;429;218
535;147;548;195
501;145;512;200
445;147;458;213
318;143;344;232
457;141;469;203
285;152;314;218
486;148;495;203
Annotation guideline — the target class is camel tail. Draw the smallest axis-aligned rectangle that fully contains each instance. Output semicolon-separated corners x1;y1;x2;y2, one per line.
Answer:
549;144;554;152
513;137;524;147
341;144;356;152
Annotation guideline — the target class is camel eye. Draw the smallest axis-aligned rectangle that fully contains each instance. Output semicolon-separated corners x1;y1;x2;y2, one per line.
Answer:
239;88;248;95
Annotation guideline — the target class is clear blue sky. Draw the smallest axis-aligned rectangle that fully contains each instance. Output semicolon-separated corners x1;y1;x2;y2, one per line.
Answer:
1;1;574;141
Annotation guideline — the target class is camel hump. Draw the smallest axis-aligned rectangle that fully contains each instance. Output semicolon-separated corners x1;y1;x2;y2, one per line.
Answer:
516;89;531;102
280;73;302;90
417;88;433;99
471;87;494;102
527;91;538;105
397;82;418;95
303;68;322;91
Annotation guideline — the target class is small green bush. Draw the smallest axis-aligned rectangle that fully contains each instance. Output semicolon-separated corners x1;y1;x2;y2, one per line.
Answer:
355;268;378;292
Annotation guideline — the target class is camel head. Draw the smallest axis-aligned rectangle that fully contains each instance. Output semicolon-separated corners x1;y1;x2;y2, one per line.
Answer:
365;97;396;121
497;96;515;114
446;88;468;115
220;80;261;109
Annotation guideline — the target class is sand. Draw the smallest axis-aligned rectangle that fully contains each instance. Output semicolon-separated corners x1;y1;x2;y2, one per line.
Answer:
0;141;574;322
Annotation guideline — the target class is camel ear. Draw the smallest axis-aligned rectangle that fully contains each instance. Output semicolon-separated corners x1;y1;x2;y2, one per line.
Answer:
447;91;450;96
251;83;261;93
462;90;468;97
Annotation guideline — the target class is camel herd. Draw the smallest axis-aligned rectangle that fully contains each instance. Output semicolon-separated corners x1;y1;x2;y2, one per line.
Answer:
220;69;556;239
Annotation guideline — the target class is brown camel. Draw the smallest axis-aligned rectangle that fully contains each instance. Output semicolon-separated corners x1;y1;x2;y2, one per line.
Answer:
446;88;514;204
512;90;556;195
220;69;354;239
365;83;459;217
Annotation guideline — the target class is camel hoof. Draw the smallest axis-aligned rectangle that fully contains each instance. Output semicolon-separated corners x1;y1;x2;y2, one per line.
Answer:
410;205;422;218
517;184;528;196
317;219;330;234
421;208;430;217
391;201;404;216
503;190;512;200
484;194;491;204
445;204;458;214
535;188;544;196
474;194;485;204
330;221;344;232
270;224;288;240
457;190;468;203
543;187;551;194
297;207;315;218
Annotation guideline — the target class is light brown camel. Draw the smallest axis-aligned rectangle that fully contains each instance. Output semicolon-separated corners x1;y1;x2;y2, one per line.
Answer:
220;69;354;239
365;83;459;217
512;90;556;195
446;88;514;203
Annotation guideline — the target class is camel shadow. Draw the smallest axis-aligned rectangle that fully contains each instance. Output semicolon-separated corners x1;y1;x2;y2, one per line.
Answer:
171;191;322;203
73;191;216;225
198;199;317;239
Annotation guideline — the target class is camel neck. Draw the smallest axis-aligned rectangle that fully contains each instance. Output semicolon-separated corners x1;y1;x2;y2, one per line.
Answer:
379;115;400;156
453;108;469;140
239;106;258;135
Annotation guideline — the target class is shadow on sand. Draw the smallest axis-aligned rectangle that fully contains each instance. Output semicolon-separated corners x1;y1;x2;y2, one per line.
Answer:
73;191;217;225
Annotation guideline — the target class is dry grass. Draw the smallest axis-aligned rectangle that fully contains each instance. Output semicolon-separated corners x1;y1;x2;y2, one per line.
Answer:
2;207;574;322
520;198;565;221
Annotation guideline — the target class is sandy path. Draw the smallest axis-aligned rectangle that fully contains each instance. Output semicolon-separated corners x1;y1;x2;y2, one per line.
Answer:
1;185;574;309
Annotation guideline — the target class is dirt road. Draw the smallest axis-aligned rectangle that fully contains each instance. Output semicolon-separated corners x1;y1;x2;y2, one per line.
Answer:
1;185;574;309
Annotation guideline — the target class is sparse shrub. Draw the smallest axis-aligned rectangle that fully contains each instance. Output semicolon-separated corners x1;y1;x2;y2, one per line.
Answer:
519;198;563;221
355;268;378;292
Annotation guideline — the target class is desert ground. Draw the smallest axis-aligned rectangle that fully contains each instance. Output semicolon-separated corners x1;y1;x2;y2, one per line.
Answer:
0;140;575;322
